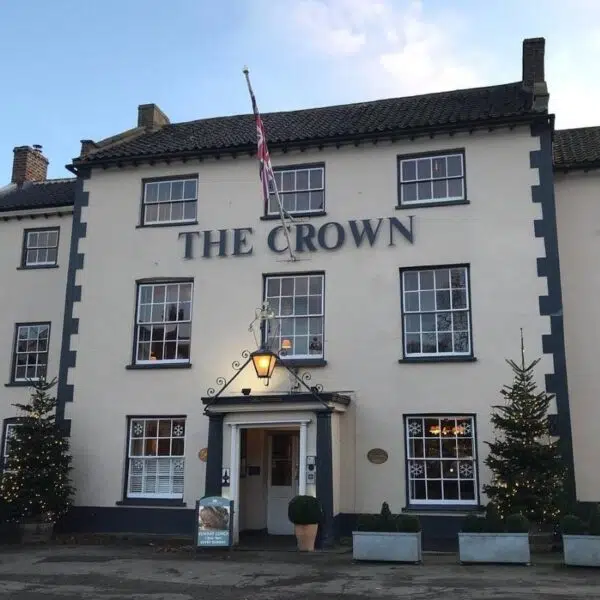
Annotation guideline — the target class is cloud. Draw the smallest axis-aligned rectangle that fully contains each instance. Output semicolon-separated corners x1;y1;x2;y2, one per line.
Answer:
283;0;485;98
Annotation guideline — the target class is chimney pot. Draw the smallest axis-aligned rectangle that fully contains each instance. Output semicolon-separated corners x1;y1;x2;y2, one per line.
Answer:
137;103;170;130
11;145;49;185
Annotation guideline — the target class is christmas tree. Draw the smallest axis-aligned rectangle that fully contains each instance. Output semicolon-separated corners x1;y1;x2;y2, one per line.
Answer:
0;377;74;524
483;330;566;525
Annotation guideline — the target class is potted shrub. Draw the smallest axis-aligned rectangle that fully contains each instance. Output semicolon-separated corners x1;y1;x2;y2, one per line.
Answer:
288;495;322;551
458;504;530;565
560;505;600;567
0;378;74;543
352;502;422;563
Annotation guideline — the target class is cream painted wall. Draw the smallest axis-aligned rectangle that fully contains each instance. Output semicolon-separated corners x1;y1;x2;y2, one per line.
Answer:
0;212;72;428
556;170;600;501
66;125;552;513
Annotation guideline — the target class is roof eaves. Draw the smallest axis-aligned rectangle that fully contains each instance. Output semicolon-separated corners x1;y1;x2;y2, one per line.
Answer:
70;112;545;172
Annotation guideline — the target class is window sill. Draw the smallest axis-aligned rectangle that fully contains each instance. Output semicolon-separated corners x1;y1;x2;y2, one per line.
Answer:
398;356;477;364
4;381;37;387
17;264;59;270
402;504;484;514
136;221;199;229
126;363;193;370
116;499;187;507
260;211;326;221
396;199;470;210
278;358;327;368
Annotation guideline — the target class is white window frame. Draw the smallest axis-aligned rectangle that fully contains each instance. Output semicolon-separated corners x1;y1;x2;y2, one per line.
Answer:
134;281;193;365
142;178;198;226
401;266;471;358
2;423;20;472
264;274;324;359
268;166;325;216
399;152;465;206
12;323;50;382
405;415;478;506
23;228;59;267
126;417;186;500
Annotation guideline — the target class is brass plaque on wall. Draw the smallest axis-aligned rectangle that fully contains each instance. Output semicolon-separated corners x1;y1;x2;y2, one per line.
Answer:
367;448;388;464
198;448;208;462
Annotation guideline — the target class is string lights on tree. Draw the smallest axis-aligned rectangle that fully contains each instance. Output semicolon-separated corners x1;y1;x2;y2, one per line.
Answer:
483;330;566;525
0;377;74;525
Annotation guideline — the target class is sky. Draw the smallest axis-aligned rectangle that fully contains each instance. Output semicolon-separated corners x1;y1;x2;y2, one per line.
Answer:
1;0;598;181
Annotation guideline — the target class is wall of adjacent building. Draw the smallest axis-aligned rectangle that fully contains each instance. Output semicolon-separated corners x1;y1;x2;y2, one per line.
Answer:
0;211;72;426
64;125;552;515
555;169;600;502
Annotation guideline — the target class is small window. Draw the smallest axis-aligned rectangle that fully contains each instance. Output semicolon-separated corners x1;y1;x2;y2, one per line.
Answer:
264;273;324;358
11;323;50;382
405;415;477;505
401;266;472;358
21;227;59;267
142;178;198;226
398;152;465;206
2;422;20;472
268;165;325;216
134;281;193;365
126;417;186;499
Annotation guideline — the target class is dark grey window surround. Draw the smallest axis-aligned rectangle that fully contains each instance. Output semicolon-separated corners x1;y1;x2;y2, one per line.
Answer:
138;174;199;228
403;413;480;509
261;162;326;220
397;148;468;209
5;321;51;387
126;277;194;370
18;226;60;269
117;414;187;507
399;264;476;363
261;270;327;368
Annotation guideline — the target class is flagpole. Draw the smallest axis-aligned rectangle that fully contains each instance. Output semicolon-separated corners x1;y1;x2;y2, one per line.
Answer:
243;67;296;262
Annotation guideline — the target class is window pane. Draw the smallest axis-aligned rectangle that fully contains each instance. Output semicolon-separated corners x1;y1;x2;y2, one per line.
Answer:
403;271;418;291
184;180;197;199
266;278;280;297
296;192;309;211
171;181;184;200
294;336;308;356
401;160;417;181
402;183;417;203
438;333;452;352
420;271;434;290
281;278;294;296
309;276;322;295
422;333;436;353
420;291;435;311
447;154;462;177
310;190;324;210
432;180;447;199
158;182;170;201
171;202;183;221
296;170;309;190
404;292;419;312
183;201;197;220
406;334;420;354
454;332;469;353
405;314;420;332
452;290;467;309
295;318;308;335
145;204;158;223
448;178;463;199
436;291;451;310
417;158;431;179
417;181;432;201
281;171;295;192
309;169;323;189
421;313;435;332
145;183;158;203
432;157;447;178
295;297;308;315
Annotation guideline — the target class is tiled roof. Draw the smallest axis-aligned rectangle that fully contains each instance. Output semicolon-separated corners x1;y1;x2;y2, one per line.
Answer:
74;81;536;165
553;126;600;170
0;178;76;213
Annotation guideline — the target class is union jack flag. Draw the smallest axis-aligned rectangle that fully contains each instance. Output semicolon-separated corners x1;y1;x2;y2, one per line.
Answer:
244;69;276;210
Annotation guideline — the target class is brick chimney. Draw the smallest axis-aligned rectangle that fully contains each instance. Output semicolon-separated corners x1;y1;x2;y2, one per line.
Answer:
11;145;49;184
522;37;548;111
138;103;170;131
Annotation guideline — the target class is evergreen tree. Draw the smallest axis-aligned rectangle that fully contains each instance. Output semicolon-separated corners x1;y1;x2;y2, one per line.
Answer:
0;377;74;523
483;330;566;525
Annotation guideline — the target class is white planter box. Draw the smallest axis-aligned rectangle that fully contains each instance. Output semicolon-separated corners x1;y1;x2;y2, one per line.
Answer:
458;532;530;565
352;531;422;563
563;534;600;567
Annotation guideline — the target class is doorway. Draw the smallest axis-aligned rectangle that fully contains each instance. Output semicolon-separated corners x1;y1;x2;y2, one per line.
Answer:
267;432;299;535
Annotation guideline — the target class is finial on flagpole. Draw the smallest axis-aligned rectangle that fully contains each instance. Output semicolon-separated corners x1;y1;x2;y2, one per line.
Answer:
243;65;249;75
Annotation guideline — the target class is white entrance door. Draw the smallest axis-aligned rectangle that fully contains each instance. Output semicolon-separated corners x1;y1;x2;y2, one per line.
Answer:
267;432;299;535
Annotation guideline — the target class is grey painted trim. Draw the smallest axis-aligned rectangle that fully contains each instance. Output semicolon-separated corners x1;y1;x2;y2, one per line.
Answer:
56;176;90;427
200;391;351;407
530;120;576;504
205;414;224;497
316;410;334;548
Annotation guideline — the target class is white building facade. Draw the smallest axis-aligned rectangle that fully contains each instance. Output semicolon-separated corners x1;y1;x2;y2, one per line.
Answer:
1;37;598;549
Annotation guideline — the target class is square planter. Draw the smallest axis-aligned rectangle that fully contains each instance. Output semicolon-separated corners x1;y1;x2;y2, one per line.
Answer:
563;535;600;567
352;531;422;563
458;532;530;565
